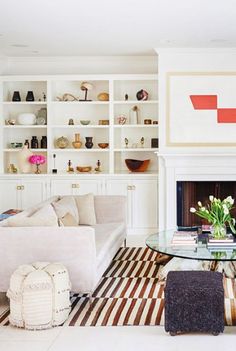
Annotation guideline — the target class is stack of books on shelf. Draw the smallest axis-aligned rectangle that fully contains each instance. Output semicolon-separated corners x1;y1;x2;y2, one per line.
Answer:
171;231;198;249
207;234;236;250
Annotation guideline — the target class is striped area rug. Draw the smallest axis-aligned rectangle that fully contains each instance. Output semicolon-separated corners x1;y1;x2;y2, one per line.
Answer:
1;247;236;327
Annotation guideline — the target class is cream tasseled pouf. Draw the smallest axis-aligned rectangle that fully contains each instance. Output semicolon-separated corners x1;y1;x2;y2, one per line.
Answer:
7;262;71;330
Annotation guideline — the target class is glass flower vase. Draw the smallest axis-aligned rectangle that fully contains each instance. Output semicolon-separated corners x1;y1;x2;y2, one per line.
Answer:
210;223;227;239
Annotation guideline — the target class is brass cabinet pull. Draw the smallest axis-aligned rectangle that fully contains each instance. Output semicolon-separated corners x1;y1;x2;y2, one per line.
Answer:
16;186;21;190
127;185;132;190
20;185;24;190
72;184;80;188
132;185;136;190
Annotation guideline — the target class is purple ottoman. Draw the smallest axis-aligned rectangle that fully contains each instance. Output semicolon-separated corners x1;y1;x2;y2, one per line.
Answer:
164;271;224;335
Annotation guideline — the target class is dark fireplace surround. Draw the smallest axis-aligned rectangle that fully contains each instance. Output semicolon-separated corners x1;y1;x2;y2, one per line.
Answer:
177;181;236;228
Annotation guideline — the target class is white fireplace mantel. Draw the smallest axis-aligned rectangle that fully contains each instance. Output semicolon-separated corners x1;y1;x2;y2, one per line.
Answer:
157;153;236;231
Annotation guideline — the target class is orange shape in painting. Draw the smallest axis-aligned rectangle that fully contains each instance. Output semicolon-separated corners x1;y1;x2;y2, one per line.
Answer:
217;109;236;123
190;95;218;109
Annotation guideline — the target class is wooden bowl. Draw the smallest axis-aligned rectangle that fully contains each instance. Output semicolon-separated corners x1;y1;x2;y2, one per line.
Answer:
76;166;92;172
125;159;150;172
98;143;109;149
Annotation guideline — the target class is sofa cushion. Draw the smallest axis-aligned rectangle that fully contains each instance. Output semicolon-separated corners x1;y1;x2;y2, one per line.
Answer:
75;193;96;226
60;213;78;227
7;204;58;227
94;222;125;268
52;196;79;224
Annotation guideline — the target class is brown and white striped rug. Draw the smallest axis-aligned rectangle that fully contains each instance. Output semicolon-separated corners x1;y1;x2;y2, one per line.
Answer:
1;247;236;327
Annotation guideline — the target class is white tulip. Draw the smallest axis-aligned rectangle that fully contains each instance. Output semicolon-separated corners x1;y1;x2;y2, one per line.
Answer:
190;207;196;213
200;207;206;212
209;195;214;202
198;201;202;207
225;196;234;205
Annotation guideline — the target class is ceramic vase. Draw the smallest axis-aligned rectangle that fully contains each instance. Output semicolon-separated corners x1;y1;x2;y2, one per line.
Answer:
17;145;33;173
72;134;82;149
85;137;93;149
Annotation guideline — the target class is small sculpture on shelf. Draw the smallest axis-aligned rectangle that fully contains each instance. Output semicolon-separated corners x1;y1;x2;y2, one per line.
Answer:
67;160;74;173
7;164;18;173
5;119;16;125
124;138;129;148
56;93;79;101
95;160;101;173
52;154;57;174
26;91;35;102
42;92;46;101
140;137;144;148
136;89;148;101
68;118;74;125
117;115;127;125
125;94;128;101
129;105;140;124
79;82;93;101
12;91;21;102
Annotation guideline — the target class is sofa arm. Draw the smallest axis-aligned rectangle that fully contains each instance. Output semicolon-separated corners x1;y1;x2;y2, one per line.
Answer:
94;195;127;224
0;226;97;293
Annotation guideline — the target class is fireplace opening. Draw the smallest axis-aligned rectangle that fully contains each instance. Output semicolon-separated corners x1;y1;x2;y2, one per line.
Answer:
177;181;236;228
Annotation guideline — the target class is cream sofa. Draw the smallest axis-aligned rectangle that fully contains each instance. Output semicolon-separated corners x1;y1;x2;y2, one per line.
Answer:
0;195;126;293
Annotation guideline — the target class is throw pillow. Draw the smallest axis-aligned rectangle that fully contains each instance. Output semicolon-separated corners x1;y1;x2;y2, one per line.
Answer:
7;204;58;227
52;196;79;224
75;193;96;226
60;213;78;227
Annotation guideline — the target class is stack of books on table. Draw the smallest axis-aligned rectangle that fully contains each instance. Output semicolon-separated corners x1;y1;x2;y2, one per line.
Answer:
207;234;236;250
171;231;198;249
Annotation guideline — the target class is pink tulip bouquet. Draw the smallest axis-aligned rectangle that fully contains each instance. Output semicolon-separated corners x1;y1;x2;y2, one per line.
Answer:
28;154;46;174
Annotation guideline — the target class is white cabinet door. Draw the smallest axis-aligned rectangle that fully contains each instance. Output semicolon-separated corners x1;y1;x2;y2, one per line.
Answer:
21;179;47;210
106;179;132;228
50;180;74;196
0;180;21;213
50;179;103;197
72;180;103;195
132;179;158;229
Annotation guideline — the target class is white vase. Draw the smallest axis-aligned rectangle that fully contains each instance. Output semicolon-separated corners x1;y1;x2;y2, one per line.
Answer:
17;146;33;173
17;113;36;125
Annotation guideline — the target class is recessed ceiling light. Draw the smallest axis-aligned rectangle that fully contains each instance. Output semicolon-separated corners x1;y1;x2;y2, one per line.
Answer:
210;39;227;43
11;44;29;48
159;39;173;44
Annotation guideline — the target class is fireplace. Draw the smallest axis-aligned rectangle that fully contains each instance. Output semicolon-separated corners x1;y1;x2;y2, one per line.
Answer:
177;181;236;228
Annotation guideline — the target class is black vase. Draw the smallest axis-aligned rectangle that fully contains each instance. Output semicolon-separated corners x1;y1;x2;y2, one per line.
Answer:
26;91;35;101
12;91;21;102
85;137;93;149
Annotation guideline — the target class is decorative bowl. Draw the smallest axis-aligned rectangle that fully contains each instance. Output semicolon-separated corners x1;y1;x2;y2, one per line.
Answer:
125;159;150;172
98;143;109;149
55;136;69;149
80;120;91;125
17;113;36;125
97;92;109;101
76;166;92;172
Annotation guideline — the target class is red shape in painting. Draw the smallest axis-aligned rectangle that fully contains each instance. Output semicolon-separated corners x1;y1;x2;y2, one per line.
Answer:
190;95;218;109
217;109;236;123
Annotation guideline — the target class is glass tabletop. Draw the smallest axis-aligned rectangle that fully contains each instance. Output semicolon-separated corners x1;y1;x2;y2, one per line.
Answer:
146;230;236;261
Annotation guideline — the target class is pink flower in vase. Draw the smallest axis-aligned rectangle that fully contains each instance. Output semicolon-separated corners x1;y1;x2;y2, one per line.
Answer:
28;154;46;174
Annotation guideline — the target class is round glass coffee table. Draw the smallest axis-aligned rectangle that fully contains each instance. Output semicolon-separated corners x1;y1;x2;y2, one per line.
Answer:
146;230;236;261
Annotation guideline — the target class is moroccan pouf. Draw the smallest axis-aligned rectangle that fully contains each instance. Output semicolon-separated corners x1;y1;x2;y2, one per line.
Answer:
7;262;71;330
164;271;224;335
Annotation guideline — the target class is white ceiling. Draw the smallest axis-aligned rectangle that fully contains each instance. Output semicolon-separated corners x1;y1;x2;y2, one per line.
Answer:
0;0;236;57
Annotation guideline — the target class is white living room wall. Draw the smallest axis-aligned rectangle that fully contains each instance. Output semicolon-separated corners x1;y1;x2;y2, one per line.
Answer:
1;56;157;75
156;48;236;230
156;48;236;155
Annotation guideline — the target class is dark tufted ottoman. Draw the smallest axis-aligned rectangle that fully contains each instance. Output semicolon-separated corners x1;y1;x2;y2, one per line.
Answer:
164;271;224;335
